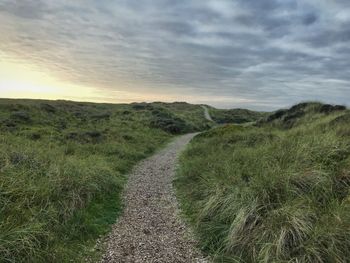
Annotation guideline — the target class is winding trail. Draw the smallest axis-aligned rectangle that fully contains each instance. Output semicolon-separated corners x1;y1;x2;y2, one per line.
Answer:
100;134;207;263
201;106;214;122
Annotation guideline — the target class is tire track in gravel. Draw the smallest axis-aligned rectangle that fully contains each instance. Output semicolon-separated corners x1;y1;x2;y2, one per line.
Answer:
100;133;208;263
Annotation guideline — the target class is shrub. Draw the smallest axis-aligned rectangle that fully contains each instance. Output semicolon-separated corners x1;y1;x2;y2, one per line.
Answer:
40;103;57;113
131;103;154;111
319;104;346;114
150;107;191;134
91;113;111;120
266;109;287;122
10;111;31;123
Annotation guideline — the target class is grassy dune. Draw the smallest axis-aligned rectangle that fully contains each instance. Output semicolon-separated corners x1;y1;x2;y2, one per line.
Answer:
208;107;267;124
176;102;350;262
0;99;210;262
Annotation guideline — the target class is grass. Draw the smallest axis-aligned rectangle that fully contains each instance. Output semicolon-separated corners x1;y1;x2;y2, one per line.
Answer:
175;102;350;262
0;98;209;262
208;107;267;124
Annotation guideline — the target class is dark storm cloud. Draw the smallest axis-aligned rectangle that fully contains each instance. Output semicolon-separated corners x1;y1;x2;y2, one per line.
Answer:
0;0;349;109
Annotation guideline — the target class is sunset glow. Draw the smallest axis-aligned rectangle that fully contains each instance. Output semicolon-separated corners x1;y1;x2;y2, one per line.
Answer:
0;55;106;102
0;53;255;106
0;1;349;109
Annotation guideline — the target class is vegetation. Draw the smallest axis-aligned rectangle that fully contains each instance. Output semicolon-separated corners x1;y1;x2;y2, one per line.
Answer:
0;99;209;263
176;102;350;262
208;107;267;124
132;102;212;134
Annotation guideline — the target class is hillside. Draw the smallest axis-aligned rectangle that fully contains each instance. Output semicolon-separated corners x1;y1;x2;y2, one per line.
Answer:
257;102;347;129
131;101;213;132
0;99;211;262
208;107;267;124
176;102;350;262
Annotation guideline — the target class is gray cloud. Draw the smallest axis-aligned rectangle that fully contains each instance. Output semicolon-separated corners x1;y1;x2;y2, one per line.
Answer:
0;0;349;110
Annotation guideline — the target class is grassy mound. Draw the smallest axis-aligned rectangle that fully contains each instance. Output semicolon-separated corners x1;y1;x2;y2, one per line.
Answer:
208;107;267;124
132;102;213;132
257;102;346;129
0;99;209;262
176;102;350;262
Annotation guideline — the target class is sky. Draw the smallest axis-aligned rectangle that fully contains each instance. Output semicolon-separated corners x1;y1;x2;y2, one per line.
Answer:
0;0;350;110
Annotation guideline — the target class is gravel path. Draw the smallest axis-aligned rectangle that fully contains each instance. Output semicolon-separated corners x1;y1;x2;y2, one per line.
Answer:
100;134;207;263
201;106;213;122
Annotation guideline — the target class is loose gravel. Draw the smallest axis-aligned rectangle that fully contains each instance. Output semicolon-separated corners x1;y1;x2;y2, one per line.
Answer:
100;133;208;263
201;106;214;122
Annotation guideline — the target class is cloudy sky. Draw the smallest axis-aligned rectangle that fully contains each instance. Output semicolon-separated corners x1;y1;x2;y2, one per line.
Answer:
0;0;349;110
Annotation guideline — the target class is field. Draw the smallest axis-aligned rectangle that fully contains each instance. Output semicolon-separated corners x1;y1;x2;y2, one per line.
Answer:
0;99;212;262
176;102;350;262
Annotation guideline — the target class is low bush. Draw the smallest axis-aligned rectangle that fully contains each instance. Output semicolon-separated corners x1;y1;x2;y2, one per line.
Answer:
10;111;32;123
150;107;191;134
40;103;57;113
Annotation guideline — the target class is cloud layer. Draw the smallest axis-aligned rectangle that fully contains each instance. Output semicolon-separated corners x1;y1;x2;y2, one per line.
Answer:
0;0;349;110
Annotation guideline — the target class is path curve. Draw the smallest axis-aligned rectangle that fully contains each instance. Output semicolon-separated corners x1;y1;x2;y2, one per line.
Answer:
100;134;207;263
201;106;214;122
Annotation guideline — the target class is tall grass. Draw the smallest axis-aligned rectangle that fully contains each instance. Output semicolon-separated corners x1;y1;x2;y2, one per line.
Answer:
0;99;209;262
176;104;350;262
